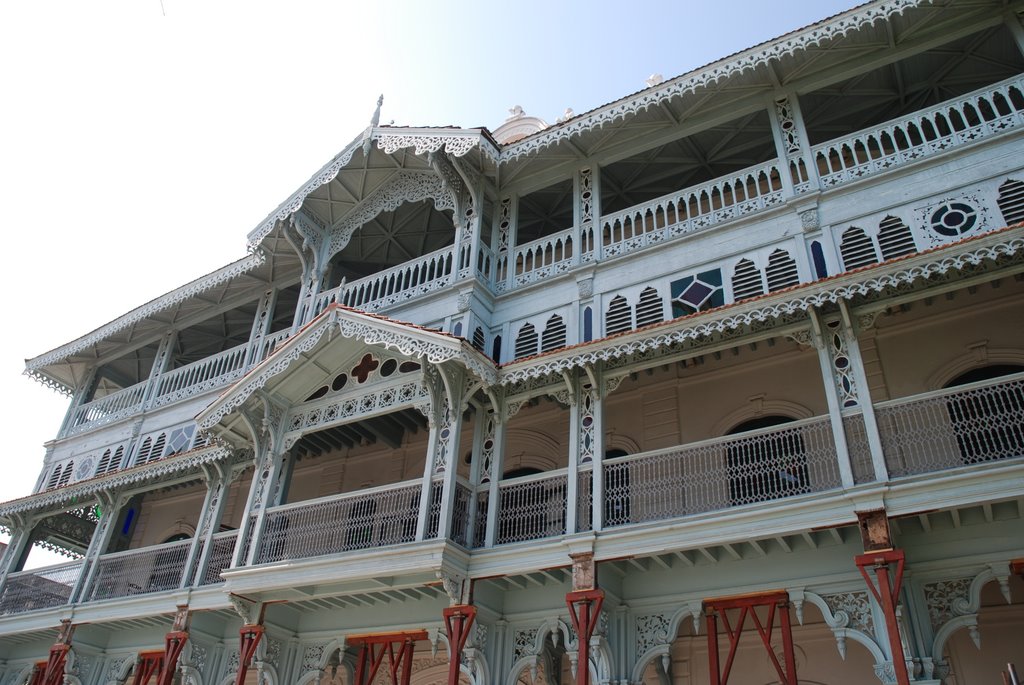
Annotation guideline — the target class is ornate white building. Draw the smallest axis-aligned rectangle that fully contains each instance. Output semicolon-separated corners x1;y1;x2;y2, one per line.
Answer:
2;2;1023;685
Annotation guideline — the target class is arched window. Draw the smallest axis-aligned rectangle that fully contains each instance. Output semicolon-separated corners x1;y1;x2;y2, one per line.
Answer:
725;416;809;506
944;365;1024;464
541;315;567;352
765;249;799;292
877;216;916;260
634;287;664;327
57;462;73;488
514;323;539;359
839;227;878;270
46;466;61;490
472;327;486;352
996;178;1024;225
605;295;632;334
731;259;764;301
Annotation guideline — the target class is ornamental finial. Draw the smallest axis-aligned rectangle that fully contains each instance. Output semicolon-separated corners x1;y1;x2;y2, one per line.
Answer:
371;94;384;128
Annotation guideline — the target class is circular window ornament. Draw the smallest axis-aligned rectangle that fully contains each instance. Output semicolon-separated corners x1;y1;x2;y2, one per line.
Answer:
930;202;977;237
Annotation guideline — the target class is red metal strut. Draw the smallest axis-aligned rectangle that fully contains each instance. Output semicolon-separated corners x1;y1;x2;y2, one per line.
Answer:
704;591;797;685
566;589;604;685
443;605;476;685
348;631;428;685
855;549;910;685
29;662;46;685
234;624;265;685
131;651;165;685
42;643;70;685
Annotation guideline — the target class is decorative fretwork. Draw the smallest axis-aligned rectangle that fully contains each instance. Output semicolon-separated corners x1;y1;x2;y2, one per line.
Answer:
508;228;575;289
578;385;598;464
377;133;480;157
328;171;456;257
513;629;539;661
876;373;1024;477
814;75;1024;189
924;578;973;630
996;178;1024;224
433;398;454;475
287;381;429;440
600;161;784;262
774;96;802;155
825;319;859;408
822;591;874;635
635;613;673;655
258;482;421;563
299;643;329;677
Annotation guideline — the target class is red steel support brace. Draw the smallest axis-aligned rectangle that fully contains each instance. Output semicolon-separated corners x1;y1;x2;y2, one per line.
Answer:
566;589;605;685
443;605;476;685
42;644;70;685
856;549;910;685
704;591;797;685
132;652;165;685
157;631;189;685
29;662;46;685
349;631;427;685
234;625;265;685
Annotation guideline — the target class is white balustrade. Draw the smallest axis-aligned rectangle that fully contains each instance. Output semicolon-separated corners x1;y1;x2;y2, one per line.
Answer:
314;245;456;315
813;75;1024;188
494;470;568;545
508;227;575;289
86;539;192;601
67;382;148;435
0;560;83;615
599;160;785;262
602;416;841;528
198;530;238;585
257;481;423;563
475;243;495;282
152;342;250;407
256;329;291;363
875;373;1024;477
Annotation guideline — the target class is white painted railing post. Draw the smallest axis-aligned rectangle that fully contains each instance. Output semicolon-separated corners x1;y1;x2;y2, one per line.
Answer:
57;368;97;439
244;289;276;371
69;489;125;604
484;409;508;548
0;521;35;597
808;312;857;489
142;331;177;410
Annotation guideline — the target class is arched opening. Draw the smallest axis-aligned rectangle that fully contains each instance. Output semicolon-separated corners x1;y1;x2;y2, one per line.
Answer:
725;416;809;506
941;575;1024;684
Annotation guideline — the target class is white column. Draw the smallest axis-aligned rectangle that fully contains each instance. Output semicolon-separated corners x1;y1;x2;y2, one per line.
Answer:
69;490;125;604
483;408;508;547
417;366;465;540
0;522;35;591
142;330;178;409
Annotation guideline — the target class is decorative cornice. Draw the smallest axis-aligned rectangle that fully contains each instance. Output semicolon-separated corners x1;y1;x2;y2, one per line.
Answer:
498;0;928;163
0;444;245;520
376;132;480;158
497;228;1024;385
198;306;499;430
25;251;267;386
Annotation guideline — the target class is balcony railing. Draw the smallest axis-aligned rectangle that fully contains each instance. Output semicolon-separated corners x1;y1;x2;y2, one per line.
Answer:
152;342;250;407
494;469;568;545
257;481;423;564
601;416;842;528
85;539;192;602
67;382;147;435
198;530;238;585
599;159;786;262
876;372;1024;478
313;245;455;315
0;560;82;616
813;74;1024;188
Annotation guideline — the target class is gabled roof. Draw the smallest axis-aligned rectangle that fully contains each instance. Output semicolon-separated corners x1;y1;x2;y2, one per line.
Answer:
197;305;498;435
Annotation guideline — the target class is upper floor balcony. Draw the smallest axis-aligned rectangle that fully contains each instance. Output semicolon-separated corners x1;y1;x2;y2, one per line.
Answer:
2;368;1021;619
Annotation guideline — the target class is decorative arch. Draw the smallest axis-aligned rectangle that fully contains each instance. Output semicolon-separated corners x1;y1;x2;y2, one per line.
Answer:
710;399;814;437
178;641;205;685
801;591;887;667
929;565;1013;663
926;347;1024;390
629;603;703;684
327;172;457;259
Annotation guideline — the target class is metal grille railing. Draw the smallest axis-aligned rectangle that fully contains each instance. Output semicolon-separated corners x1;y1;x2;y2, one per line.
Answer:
843;412;876;484
0;561;82;616
257;482;422;563
602;416;842;528
86;539;191;601
494;470;568;545
67;382;147;435
451;481;472;546
876;373;1024;477
200;531;238;585
577;468;593;533
472;491;489;548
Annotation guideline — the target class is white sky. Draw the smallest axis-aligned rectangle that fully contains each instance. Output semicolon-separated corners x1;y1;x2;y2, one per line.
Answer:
0;0;854;563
